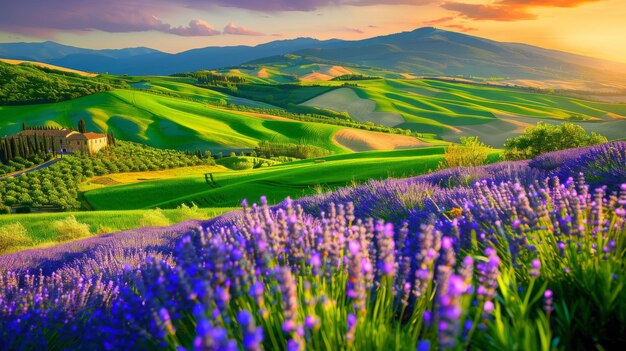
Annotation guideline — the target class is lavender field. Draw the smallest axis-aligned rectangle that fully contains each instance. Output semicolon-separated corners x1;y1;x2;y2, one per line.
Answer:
1;142;626;350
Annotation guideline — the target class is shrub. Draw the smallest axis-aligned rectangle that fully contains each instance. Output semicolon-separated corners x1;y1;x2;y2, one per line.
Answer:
53;216;91;242
177;202;203;219
229;160;254;170
96;224;118;235
257;140;330;159
504;122;607;160
443;136;492;168
0;205;11;214
0;222;32;252
139;209;170;227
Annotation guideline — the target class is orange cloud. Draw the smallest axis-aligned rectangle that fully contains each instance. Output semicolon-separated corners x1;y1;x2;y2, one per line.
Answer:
423;16;455;25
442;0;602;21
499;0;600;7
443;23;478;32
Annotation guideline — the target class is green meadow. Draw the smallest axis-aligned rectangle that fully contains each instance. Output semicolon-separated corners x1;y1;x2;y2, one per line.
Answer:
0;89;348;152
0;207;234;252
83;147;448;211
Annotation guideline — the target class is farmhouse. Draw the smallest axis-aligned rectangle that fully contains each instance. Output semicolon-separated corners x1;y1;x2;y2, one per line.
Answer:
67;132;108;155
19;128;108;155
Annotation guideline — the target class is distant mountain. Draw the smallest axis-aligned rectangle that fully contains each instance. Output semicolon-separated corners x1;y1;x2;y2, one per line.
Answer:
1;28;625;84
0;38;343;75
0;41;160;62
290;27;626;82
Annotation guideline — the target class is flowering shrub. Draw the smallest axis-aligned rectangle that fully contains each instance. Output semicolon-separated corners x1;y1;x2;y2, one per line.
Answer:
0;144;625;350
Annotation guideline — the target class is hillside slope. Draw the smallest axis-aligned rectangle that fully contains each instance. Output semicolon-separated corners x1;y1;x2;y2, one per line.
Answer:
3;28;626;84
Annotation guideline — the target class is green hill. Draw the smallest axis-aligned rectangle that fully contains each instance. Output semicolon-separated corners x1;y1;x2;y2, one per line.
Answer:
83;147;447;211
0;89;348;152
298;79;626;145
0;61;127;105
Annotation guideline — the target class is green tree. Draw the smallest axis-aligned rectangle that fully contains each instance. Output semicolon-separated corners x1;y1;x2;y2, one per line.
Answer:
78;119;87;133
443;136;492;168
504;122;608;160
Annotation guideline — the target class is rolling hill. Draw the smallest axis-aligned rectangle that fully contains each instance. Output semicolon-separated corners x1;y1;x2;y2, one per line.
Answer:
82;147;448;211
3;28;626;86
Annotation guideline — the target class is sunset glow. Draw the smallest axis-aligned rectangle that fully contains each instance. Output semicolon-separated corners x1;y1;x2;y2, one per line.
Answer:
1;0;625;62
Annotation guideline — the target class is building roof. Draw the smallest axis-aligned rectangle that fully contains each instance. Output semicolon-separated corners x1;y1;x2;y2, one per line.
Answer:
82;132;107;140
20;129;74;137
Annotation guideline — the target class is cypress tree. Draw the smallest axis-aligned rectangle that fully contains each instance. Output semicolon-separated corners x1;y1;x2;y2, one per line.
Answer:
44;136;50;153
0;139;6;163
20;136;27;158
78;119;86;133
6;139;13;162
11;138;19;159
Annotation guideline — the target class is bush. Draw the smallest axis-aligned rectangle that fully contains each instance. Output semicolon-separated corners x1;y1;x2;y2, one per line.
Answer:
139;209;170;227
53;216;91;242
443;136;492;168
257;140;330;159
177;202;202;219
0;222;33;252
96;224;118;235
0;205;11;214
504;122;607;160
230;160;254;170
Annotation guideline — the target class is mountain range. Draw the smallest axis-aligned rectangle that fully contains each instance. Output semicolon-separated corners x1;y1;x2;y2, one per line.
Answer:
2;27;625;83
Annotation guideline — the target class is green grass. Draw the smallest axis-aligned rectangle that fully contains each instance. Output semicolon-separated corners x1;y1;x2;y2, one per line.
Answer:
0;207;234;248
0;89;348;153
297;78;626;143
83;147;446;211
129;77;278;108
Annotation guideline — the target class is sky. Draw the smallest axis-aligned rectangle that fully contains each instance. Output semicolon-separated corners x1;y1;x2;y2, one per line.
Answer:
0;0;625;63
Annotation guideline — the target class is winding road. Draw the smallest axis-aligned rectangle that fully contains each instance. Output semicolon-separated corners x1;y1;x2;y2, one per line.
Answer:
0;157;62;179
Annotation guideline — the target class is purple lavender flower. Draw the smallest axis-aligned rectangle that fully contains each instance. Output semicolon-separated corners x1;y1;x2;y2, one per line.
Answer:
237;310;263;351
530;259;541;277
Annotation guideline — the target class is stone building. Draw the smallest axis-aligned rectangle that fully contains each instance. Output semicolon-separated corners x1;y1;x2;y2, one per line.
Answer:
19;128;108;155
67;132;108;155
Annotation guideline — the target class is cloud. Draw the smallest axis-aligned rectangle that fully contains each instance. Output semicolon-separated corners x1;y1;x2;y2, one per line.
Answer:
441;2;535;21
0;0;224;37
498;0;600;7
343;27;365;33
443;23;477;32
0;0;440;38
223;23;265;36
211;0;435;12
442;0;601;21
423;16;455;25
168;19;220;36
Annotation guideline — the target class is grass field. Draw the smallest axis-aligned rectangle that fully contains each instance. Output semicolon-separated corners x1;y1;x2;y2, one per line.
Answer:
0;89;349;152
0;207;235;253
83;147;448;210
299;78;626;142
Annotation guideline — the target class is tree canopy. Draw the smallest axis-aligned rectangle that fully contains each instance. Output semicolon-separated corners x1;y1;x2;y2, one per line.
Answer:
504;122;607;160
0;62;128;105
